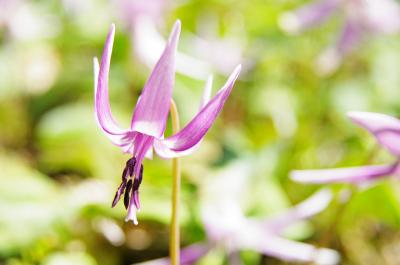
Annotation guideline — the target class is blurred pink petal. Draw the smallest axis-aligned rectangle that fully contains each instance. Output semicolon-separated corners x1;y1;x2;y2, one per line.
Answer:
291;164;396;184
281;0;400;73
265;189;332;232
279;0;339;34
250;234;340;265
348;111;400;156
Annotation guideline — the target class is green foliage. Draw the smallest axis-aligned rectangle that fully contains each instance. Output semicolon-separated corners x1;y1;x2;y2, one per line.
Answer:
1;0;400;264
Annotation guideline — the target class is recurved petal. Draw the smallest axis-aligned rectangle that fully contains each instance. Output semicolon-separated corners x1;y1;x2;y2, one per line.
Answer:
152;76;213;159
94;56;133;148
130;20;181;138
248;235;340;265
290;163;396;184
153;65;241;158
348;111;400;156
265;189;332;233
95;26;130;137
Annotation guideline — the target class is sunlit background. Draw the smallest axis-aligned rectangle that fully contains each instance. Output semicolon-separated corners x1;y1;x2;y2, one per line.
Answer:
2;0;400;264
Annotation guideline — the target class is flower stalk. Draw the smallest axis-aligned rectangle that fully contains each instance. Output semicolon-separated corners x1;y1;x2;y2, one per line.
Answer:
169;99;181;265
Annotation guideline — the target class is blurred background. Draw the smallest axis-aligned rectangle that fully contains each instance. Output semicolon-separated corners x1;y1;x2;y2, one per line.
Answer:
2;0;400;264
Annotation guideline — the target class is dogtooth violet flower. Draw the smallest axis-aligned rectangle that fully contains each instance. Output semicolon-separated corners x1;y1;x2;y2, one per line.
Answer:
93;20;241;224
134;189;339;265
135;160;339;265
291;112;400;185
279;0;400;74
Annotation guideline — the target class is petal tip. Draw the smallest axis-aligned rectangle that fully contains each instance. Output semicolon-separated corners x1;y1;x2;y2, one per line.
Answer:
347;111;400;131
314;248;341;265
107;23;116;43
174;19;181;30
313;188;333;207
201;75;213;106
168;19;181;44
93;57;99;70
347;111;367;121
235;64;242;73
228;64;242;82
289;170;308;182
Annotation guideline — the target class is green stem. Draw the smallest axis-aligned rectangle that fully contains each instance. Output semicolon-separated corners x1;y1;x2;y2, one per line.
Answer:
169;99;181;265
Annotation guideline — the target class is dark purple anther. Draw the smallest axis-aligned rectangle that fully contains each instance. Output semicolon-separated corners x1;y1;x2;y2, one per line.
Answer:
112;181;127;207
131;164;144;209
124;179;133;209
112;158;144;209
127;157;136;177
133;164;144;190
121;167;128;181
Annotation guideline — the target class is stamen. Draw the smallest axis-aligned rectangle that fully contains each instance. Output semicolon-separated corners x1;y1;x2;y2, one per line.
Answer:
127;157;136;177
112;181;126;208
121;167;128;181
124;179;133;209
133;164;144;190
116;158;145;225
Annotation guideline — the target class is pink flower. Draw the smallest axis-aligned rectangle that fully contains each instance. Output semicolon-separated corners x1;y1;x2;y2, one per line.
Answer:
279;0;400;74
133;189;339;264
93;20;241;224
291;112;400;184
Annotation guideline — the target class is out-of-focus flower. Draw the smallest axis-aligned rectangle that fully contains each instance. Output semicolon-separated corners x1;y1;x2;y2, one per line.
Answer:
21;45;60;94
0;0;60;41
134;189;338;265
0;44;60;96
291;112;400;184
94;21;241;224
279;0;400;75
115;0;168;27
200;190;339;264
134;160;339;265
115;0;245;79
